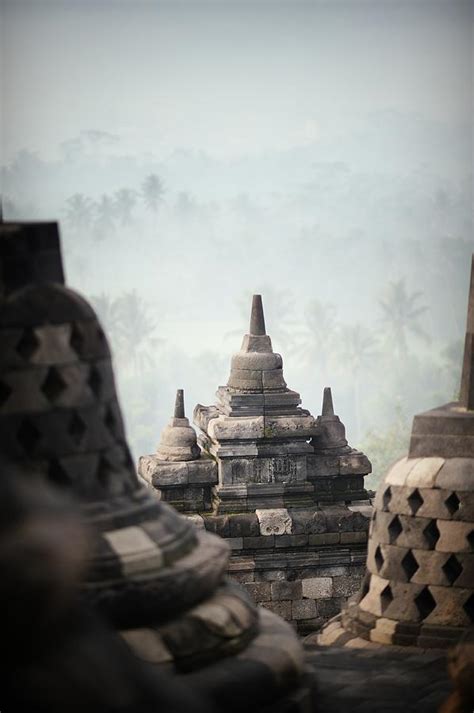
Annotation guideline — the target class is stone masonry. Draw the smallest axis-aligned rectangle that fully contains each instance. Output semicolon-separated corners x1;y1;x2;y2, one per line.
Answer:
140;294;373;632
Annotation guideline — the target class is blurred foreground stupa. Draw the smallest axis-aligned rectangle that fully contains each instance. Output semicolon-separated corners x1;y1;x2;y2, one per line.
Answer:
318;256;474;649
0;222;313;712
140;294;373;632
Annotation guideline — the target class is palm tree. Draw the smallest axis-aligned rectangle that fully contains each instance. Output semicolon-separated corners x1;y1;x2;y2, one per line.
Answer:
299;299;339;383
379;279;430;358
90;293;122;352
337;323;378;441
93;194;115;242
142;174;165;214
113;188;137;226
114;290;163;374
65;193;94;233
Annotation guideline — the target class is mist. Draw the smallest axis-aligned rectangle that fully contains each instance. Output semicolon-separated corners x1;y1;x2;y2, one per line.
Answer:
1;0;472;487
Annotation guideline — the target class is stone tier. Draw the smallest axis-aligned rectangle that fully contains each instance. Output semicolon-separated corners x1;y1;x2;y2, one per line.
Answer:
186;502;372;632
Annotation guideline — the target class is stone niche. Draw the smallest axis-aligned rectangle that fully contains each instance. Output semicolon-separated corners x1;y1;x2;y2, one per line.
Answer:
139;295;373;632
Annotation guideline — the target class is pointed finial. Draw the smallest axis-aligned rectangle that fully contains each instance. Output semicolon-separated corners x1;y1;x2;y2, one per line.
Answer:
322;387;334;417
460;255;474;410
249;294;266;335
174;389;185;418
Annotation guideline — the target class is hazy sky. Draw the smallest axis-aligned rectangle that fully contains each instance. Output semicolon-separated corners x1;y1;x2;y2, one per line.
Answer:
1;0;472;162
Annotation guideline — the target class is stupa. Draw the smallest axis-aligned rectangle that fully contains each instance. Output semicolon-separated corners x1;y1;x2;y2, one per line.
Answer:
141;294;373;631
318;256;474;649
0;222;313;711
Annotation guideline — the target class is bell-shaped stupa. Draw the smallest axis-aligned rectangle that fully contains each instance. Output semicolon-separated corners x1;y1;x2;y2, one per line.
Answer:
140;389;217;512
318;256;474;649
0;222;312;711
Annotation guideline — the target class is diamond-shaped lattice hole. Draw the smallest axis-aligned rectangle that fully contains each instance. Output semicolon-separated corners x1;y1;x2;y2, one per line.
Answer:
68;413;86;446
17;419;41;453
70;323;85;354
388;515;403;544
374;545;384;572
41;367;67;402
380;584;393;613
445;492;460;516
49;460;70;487
401;550;419;581
464;593;474;623
16;328;40;360
382;487;392;511
423;519;440;548
0;381;12;407
407;488;423;515
468;531;474;551
442;554;463;585
414;586;436;620
88;366;102;397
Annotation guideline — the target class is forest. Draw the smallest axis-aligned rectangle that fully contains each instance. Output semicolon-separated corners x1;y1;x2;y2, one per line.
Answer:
2;120;471;490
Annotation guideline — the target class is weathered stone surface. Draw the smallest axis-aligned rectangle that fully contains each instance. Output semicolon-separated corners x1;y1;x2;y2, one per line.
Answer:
292;598;318;620
302;577;333;599
436;457;474;491
256;507;292;535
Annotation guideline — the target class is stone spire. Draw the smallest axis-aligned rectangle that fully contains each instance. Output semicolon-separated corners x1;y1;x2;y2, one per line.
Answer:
156;389;201;461
174;388;185;418
311;387;349;453
460;255;474;410
249;294;266;335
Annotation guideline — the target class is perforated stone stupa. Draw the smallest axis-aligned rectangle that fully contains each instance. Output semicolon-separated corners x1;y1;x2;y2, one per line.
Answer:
0;222;314;712
141;295;373;631
318;256;474;649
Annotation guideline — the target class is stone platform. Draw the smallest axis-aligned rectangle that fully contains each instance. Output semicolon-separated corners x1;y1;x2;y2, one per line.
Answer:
303;642;452;713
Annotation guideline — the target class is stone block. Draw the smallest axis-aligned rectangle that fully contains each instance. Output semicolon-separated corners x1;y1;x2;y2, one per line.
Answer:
256;508;292;536
227;537;244;550
231;572;255;584
302;576;333;599
406;457;445;488
369;617;397;645
436;519;474;552
203;514;230;537
263;600;292;620
186;514;205;530
340;531;367;544
317;598;343;619
228;513;259;537
246;581;272;602
436;458;474;491
385;457;420;486
257;570;287;582
271;580;302;601
292;599;317;620
308;532;340;546
332;575;363;598
274;534;308;548
243;535;275;549
324;507;357;532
